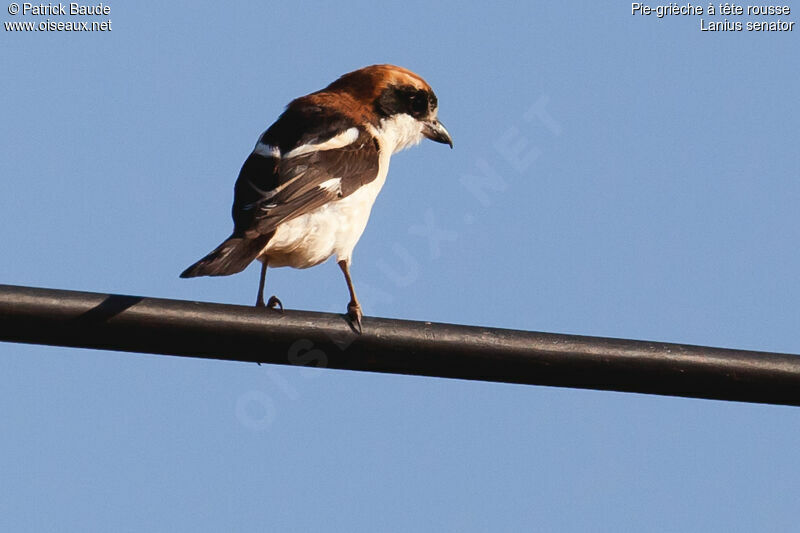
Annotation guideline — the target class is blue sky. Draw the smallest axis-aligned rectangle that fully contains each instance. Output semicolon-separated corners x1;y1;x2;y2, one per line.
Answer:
2;1;799;531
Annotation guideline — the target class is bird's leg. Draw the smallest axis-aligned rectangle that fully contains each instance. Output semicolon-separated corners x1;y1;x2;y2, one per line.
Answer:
255;260;283;312
256;261;267;307
338;259;363;334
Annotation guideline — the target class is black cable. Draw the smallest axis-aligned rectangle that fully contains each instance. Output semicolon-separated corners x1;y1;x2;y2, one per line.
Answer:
1;284;799;406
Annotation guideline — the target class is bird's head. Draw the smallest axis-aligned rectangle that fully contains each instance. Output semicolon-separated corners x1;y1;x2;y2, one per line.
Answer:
324;64;453;153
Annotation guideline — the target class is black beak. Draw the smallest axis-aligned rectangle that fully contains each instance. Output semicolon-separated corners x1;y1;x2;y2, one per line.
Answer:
423;119;453;148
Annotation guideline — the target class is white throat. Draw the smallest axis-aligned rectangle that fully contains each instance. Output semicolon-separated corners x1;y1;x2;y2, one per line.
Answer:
374;114;425;154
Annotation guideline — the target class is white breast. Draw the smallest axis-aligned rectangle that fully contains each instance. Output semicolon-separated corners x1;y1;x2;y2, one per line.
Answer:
259;115;423;269
262;169;387;268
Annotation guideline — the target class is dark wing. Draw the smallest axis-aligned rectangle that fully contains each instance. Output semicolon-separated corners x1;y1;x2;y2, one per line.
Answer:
180;101;380;279
232;110;380;238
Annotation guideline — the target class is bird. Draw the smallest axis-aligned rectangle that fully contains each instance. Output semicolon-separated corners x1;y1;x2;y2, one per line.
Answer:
180;65;453;332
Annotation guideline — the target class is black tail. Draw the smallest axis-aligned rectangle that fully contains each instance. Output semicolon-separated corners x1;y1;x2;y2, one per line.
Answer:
180;235;270;278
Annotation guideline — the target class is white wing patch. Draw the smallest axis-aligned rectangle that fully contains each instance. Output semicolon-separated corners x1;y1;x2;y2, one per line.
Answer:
253;141;280;158
318;178;342;193
284;127;360;159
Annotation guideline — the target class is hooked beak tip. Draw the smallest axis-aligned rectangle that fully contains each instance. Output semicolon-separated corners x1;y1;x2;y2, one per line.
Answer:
423;119;453;149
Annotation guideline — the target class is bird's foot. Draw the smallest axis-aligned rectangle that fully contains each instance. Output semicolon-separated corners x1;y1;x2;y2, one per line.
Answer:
266;295;284;313
347;301;363;334
256;295;283;313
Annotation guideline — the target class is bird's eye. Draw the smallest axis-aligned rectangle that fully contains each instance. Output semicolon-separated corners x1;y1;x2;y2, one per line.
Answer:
410;91;428;116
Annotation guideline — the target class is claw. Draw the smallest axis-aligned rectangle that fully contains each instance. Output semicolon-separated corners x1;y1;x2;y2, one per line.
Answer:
266;295;284;313
347;301;363;334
